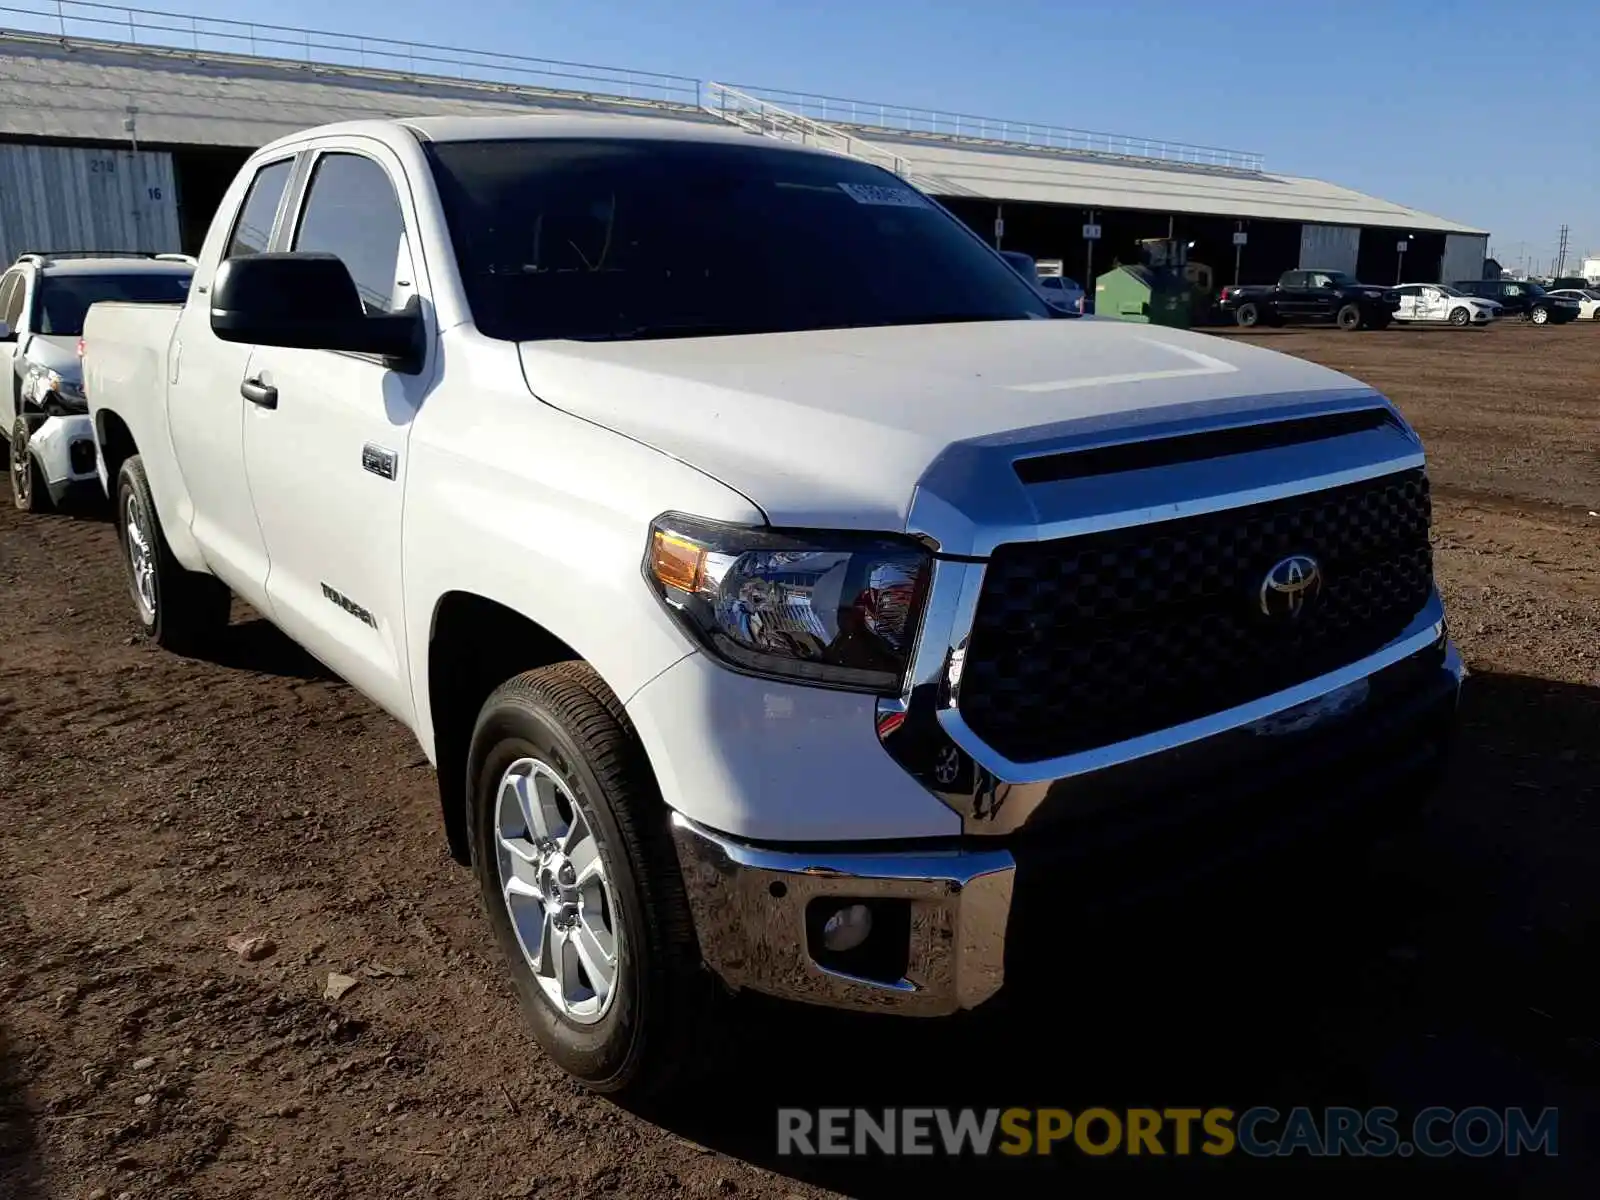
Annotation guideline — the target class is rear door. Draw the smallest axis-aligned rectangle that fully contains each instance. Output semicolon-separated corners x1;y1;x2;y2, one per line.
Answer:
1417;286;1446;321
240;141;434;723
166;154;298;610
1392;285;1419;320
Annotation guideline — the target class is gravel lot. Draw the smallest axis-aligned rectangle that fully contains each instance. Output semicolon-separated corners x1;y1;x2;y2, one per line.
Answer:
2;319;1597;1197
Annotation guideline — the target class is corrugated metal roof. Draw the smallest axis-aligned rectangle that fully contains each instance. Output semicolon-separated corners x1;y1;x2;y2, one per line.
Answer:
0;31;1487;236
0;33;719;147
882;133;1487;235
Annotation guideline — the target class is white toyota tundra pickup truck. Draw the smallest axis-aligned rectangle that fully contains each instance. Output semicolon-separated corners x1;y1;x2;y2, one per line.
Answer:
82;115;1464;1095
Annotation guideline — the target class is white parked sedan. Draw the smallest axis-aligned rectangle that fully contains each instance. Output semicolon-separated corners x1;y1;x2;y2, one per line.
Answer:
1392;283;1499;326
1547;289;1600;320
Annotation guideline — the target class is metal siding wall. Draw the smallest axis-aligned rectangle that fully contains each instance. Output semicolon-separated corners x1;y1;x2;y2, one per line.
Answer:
1298;224;1361;275
1440;234;1489;284
0;144;180;266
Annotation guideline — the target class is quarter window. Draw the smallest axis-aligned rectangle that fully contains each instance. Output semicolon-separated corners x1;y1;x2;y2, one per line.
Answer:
292;153;411;315
225;158;294;260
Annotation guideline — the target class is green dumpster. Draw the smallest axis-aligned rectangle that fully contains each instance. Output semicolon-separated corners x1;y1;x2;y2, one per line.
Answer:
1093;264;1193;328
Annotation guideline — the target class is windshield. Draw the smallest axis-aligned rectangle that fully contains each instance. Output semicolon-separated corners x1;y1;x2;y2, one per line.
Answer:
425;138;1050;341
1323;272;1360;286
1524;283;1547;297
34;272;191;336
1434;284;1465;297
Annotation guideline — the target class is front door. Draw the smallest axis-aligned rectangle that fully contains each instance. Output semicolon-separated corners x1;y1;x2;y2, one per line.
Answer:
0;270;28;426
240;145;434;724
1307;272;1340;318
166;154;298;610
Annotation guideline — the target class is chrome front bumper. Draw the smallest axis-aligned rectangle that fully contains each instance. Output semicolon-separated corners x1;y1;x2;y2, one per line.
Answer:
671;636;1465;1017
669;813;1014;1016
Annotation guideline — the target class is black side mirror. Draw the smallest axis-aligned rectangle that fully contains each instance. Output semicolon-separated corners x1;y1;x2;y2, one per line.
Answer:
210;252;422;373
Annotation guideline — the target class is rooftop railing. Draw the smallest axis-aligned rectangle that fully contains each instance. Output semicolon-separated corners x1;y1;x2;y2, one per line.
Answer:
0;1;1265;172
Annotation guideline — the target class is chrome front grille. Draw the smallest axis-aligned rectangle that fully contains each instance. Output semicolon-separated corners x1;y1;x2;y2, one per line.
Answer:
957;469;1434;763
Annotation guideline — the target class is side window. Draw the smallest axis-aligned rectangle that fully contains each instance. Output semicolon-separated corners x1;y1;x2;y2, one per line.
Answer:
1282;272;1304;288
1504;284;1522;296
0;272;22;330
225;158;295;260
292;153;411;315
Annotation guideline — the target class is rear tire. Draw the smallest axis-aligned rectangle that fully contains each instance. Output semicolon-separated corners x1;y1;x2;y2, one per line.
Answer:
9;415;52;513
114;454;231;652
467;662;710;1098
1234;302;1260;328
1449;307;1470;327
1336;304;1363;331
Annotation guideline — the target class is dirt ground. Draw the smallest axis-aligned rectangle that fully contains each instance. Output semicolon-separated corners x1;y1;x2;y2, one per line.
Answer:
2;319;1597;1198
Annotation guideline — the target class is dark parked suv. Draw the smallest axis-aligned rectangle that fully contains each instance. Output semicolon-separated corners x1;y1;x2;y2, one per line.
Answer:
1451;279;1580;325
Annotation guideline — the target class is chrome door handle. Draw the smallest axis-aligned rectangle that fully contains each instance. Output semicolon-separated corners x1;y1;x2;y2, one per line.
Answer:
240;377;278;409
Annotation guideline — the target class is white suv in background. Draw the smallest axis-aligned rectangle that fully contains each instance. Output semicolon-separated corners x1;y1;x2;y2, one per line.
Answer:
0;251;193;512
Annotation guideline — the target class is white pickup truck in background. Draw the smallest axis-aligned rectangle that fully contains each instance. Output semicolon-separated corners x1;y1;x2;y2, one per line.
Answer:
83;115;1465;1096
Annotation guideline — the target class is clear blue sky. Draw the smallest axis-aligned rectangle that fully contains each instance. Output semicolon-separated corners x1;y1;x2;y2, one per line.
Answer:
186;0;1597;268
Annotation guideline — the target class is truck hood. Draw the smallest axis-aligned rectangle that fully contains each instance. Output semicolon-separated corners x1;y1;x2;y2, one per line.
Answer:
21;334;81;379
517;319;1379;531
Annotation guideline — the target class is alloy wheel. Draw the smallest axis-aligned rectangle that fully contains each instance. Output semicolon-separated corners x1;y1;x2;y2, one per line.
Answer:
494;757;620;1024
123;491;157;622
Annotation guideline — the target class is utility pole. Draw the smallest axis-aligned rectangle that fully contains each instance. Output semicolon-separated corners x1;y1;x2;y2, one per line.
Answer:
1554;224;1570;279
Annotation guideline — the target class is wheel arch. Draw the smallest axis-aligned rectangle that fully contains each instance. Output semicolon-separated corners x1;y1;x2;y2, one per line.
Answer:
94;408;139;493
426;591;594;864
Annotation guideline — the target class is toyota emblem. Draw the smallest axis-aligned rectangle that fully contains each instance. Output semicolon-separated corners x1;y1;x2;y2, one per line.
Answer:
1259;554;1323;620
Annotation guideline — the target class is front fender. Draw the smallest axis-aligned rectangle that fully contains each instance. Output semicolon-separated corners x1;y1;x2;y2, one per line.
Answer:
401;343;764;762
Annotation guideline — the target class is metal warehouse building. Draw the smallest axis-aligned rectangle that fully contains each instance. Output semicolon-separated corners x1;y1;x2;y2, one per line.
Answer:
0;8;1490;286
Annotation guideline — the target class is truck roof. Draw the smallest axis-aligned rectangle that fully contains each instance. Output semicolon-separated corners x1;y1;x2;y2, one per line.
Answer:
251;114;831;158
20;257;194;277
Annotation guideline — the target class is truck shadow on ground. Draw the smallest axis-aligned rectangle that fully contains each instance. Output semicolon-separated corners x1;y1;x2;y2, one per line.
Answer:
201;612;338;681
0;875;43;1200
0;1027;41;1200
648;669;1598;1193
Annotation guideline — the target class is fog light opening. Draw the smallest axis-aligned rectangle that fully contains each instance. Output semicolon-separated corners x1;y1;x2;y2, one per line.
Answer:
821;903;873;953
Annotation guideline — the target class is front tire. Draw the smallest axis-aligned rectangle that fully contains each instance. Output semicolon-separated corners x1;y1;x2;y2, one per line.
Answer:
9;415;52;514
1336;303;1363;331
114;455;231;651
1530;305;1550;325
1449;307;1470;327
468;663;709;1098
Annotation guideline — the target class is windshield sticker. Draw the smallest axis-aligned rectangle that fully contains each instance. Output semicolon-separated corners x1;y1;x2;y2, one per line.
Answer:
838;182;926;208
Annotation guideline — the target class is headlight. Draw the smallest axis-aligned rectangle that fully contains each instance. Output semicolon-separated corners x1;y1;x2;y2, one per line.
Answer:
48;372;85;401
645;512;931;693
40;370;86;414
